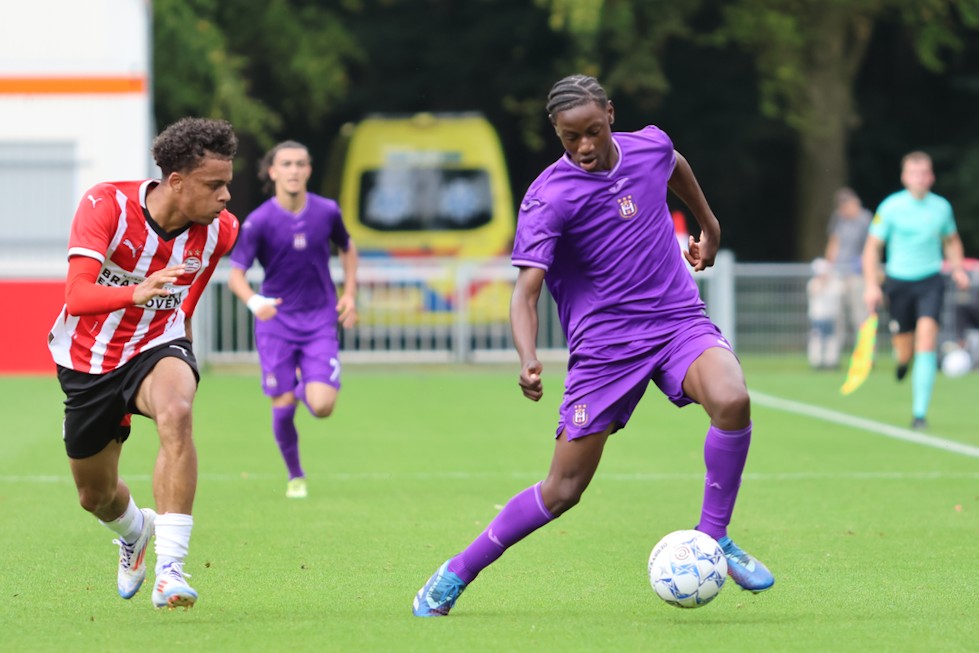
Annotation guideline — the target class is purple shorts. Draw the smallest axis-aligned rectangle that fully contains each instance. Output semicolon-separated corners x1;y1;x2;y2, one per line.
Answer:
556;317;733;440
255;331;341;397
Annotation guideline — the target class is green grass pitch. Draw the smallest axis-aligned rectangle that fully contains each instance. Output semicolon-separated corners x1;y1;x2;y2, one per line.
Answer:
1;356;977;652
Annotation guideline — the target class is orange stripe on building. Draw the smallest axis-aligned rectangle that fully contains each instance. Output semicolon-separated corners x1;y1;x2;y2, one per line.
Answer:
0;76;147;94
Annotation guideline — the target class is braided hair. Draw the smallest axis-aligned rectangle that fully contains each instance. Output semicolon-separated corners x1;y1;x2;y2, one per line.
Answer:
546;75;609;122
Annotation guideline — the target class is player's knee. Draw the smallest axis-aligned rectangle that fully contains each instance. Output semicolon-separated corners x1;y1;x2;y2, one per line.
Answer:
154;396;193;430
543;477;587;516
308;399;336;419
77;486;114;514
710;387;751;427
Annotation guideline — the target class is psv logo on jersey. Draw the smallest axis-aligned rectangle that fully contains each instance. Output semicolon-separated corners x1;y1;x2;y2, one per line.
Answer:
617;195;637;219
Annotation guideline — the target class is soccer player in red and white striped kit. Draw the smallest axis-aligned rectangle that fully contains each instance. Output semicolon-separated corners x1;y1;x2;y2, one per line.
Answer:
48;117;240;610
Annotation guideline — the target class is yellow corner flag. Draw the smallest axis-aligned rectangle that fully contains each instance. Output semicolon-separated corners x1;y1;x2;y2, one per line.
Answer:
840;313;878;396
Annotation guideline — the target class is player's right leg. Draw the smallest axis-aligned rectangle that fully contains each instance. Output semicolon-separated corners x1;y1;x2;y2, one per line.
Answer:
258;332;308;494
61;364;154;599
69;444;155;599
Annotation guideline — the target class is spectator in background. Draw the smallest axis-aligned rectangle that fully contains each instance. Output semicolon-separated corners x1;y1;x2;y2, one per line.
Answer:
821;187;872;364
807;257;842;369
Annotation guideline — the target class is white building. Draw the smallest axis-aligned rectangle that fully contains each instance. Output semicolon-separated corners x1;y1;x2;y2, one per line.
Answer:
0;0;153;265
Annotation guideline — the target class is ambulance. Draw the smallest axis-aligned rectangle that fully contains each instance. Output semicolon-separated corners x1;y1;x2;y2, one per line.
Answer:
326;113;515;325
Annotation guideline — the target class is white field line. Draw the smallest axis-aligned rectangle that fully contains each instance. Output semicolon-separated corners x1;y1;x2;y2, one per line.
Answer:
2;470;978;484
751;390;979;459
6;392;978;484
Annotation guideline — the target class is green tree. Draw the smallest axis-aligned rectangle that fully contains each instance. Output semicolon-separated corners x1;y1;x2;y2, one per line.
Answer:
153;0;362;148
714;0;979;258
544;0;979;259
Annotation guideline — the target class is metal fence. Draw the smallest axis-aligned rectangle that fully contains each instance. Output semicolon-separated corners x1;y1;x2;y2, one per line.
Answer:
193;254;976;367
195;251;788;366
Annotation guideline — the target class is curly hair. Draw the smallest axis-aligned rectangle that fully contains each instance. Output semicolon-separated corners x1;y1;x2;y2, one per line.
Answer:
258;140;309;195
546;75;609;122
151;117;238;177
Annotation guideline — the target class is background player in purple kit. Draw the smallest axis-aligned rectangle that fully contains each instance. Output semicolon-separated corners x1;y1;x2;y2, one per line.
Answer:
413;75;774;616
228;140;358;499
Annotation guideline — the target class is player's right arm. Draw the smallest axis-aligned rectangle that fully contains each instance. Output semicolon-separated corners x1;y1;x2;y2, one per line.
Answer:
65;256;186;316
511;266;545;401
228;265;280;321
861;233;884;315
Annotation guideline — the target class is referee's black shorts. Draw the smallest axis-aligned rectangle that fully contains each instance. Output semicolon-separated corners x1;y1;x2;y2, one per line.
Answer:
56;339;199;459
884;273;945;334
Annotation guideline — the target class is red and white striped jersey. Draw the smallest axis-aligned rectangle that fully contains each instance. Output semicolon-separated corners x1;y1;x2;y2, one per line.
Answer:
48;179;239;374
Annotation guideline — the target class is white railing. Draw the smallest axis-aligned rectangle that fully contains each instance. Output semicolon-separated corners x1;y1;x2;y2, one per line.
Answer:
195;252;738;366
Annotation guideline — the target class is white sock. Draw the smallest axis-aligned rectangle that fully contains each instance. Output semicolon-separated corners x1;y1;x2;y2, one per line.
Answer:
154;513;193;574
99;496;143;544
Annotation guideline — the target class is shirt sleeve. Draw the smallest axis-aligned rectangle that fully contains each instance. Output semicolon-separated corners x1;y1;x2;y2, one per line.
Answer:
940;198;957;238
228;211;257;270
868;205;889;241
330;204;352;251
67;184;119;264
511;197;563;270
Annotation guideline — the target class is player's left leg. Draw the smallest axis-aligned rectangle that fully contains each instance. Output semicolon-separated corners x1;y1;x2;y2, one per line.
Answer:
413;426;611;617
909;275;945;429
911;316;940;429
295;335;342;418
134;354;200;609
682;346;774;593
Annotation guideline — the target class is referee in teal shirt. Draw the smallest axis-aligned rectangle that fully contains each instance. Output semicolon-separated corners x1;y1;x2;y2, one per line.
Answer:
862;151;970;430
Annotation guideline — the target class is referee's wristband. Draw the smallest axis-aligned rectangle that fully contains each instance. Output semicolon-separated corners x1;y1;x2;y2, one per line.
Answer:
246;294;276;314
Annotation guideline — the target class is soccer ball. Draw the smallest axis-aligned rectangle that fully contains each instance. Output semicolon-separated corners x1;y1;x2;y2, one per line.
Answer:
941;347;972;378
648;530;727;608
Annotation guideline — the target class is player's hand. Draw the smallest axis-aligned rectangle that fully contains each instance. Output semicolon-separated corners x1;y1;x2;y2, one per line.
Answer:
336;294;358;328
519;359;544;401
952;268;970;291
684;232;718;271
132;264;186;305
863;283;883;315
246;294;281;321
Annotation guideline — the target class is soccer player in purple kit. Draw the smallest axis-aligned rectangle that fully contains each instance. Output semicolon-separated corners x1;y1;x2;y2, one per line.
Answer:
413;75;774;616
228;140;358;499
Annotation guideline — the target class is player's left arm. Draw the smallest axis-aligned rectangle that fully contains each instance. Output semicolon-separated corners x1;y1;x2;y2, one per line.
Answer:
336;239;359;329
667;150;720;271
943;232;970;290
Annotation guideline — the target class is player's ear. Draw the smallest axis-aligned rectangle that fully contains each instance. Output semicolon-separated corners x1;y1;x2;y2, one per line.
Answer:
607;101;615;126
166;171;183;192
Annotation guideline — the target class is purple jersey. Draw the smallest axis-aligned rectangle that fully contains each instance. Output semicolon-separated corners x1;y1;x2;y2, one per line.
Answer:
512;126;704;353
230;193;350;338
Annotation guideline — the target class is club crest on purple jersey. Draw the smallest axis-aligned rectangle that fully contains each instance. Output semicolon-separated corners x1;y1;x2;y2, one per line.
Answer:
293;233;307;250
616;195;637;219
572;403;589;426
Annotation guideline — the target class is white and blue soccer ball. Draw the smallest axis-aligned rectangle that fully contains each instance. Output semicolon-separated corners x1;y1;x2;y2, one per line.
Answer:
941;347;972;378
648;529;727;608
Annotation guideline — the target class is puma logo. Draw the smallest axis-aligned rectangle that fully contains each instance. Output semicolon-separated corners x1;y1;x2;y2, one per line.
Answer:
121;239;141;257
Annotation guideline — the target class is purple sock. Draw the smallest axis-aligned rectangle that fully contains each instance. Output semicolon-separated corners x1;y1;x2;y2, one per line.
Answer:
447;482;555;584
696;422;752;541
272;404;304;479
